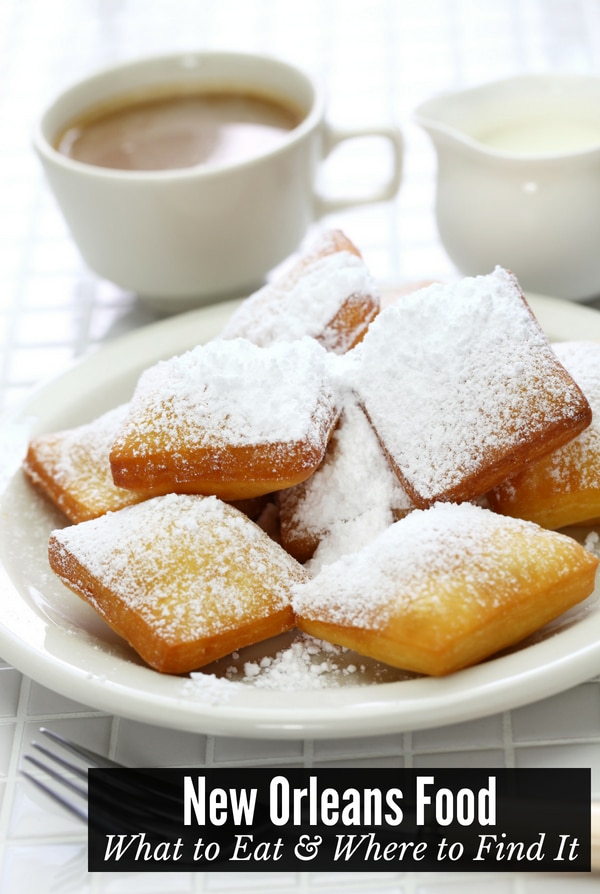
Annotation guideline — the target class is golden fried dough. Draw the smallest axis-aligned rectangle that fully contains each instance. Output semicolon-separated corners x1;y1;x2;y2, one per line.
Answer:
109;337;339;501
293;502;598;676
23;404;153;523
49;494;307;674
220;228;380;353
488;341;600;529
348;267;591;507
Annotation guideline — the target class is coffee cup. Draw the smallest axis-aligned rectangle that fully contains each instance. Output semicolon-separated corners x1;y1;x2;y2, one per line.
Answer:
33;50;403;313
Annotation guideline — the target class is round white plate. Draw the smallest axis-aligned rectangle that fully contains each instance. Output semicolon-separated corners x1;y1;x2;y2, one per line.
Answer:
1;292;600;740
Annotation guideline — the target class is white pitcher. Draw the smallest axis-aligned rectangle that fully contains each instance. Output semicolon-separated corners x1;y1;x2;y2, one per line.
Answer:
414;74;600;302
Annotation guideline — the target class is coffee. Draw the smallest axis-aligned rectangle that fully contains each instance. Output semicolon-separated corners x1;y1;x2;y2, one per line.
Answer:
55;87;304;171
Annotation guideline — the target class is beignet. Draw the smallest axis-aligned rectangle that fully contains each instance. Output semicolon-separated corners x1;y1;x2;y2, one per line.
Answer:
347;267;592;507
293;501;598;676
220;228;380;353
48;493;307;674
23;404;153;523
109;336;339;501
488;341;600;529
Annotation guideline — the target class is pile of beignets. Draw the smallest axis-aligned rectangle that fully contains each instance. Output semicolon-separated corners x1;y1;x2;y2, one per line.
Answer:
24;229;600;678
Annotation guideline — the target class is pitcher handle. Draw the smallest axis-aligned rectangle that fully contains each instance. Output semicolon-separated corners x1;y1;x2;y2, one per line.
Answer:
314;122;403;216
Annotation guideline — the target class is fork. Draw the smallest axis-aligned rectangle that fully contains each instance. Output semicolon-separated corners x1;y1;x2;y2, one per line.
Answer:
22;726;124;823
22;727;182;834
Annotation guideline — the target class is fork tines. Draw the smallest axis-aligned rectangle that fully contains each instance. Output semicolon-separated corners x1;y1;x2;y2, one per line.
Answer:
22;726;123;823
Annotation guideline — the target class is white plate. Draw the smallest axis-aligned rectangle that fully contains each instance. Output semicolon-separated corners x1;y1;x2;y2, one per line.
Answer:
1;292;600;740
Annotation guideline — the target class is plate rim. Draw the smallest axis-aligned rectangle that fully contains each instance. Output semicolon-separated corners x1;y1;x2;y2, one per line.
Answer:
1;289;600;739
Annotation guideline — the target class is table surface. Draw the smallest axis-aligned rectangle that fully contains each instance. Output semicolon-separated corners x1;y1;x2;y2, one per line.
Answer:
1;0;600;891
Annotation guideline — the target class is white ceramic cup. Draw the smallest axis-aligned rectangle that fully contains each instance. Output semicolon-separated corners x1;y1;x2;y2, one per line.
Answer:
34;51;403;313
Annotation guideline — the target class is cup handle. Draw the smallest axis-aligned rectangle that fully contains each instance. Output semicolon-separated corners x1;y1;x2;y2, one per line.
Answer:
314;123;403;216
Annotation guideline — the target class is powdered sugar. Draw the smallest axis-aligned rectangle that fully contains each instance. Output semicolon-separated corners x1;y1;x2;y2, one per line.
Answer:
489;340;600;511
25;403;139;516
228;634;364;689
544;341;600;489
279;396;413;571
347;267;589;505
220;250;379;348
32;404;130;487
187;632;381;693
292;501;581;630
50;493;303;641
584;530;600;558
112;336;339;456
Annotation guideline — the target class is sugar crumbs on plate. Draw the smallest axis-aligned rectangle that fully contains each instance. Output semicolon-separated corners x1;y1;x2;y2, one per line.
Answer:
186;633;392;698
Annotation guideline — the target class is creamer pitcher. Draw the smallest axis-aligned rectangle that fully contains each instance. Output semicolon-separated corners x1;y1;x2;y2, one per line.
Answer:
414;74;600;301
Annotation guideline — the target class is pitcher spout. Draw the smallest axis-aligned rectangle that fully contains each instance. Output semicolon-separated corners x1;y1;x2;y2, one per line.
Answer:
411;74;600;301
414;74;600;160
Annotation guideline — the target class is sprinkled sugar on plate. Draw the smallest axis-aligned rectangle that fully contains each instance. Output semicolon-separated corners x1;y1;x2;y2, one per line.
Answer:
0;292;600;739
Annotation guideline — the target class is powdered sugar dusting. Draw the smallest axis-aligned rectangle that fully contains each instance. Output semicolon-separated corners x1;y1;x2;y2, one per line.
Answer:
293;501;583;630
347;267;588;504
279;397;413;571
220;251;379;347
50;493;303;641
112;336;338;456
489;341;600;510
584;530;600;558
540;341;600;489
31;404;129;486
25;404;140;515
188;632;388;692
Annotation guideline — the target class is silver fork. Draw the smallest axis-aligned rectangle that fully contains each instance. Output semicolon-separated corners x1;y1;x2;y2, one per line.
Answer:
22;726;124;823
22;728;181;834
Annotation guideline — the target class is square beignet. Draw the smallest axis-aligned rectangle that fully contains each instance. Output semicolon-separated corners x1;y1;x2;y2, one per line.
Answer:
23;404;154;523
48;493;307;674
220;228;380;353
347;267;592;507
293;502;598;677
277;396;413;570
488;341;600;529
109;336;339;501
